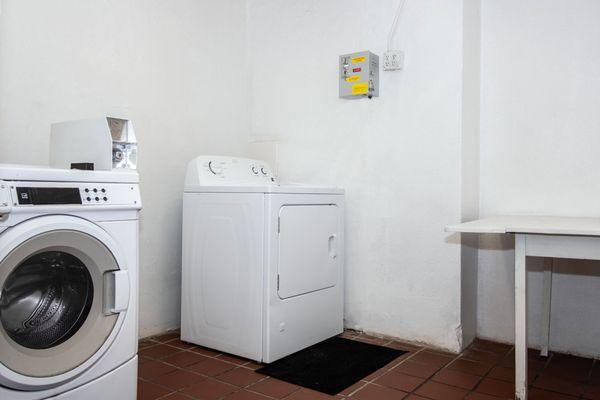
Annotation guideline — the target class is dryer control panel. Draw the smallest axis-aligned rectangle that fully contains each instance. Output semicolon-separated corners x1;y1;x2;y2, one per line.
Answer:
185;156;277;187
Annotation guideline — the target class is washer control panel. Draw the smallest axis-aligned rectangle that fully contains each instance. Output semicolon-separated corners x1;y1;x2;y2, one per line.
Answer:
187;156;277;186
8;182;140;207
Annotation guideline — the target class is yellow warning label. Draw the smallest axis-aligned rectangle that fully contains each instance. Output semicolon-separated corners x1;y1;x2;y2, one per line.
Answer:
346;75;361;83
351;56;366;64
352;82;369;95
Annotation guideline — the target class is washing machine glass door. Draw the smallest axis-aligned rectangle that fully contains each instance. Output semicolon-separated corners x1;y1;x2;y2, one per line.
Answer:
0;220;127;382
1;250;94;350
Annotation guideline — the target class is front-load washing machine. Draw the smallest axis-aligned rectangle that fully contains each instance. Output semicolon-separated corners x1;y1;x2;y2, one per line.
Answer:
0;165;141;400
181;156;344;363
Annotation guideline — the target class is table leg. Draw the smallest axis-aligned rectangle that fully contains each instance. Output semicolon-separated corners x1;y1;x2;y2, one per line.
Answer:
540;258;553;357
515;234;528;399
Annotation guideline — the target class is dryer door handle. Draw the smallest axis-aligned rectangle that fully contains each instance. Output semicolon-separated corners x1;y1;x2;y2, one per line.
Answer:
103;270;130;315
328;234;337;259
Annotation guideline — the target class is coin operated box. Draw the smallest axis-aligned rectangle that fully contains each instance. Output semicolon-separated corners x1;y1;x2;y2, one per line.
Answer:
339;51;379;99
50;116;137;171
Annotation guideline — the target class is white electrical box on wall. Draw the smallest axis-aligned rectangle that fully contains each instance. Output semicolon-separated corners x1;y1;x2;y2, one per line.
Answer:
383;50;404;71
339;51;379;99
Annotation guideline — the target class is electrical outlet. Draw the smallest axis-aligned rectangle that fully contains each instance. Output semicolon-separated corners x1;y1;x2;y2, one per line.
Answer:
383;50;404;71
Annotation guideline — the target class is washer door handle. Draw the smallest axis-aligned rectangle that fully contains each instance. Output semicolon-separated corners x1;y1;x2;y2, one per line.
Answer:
0;181;11;214
103;270;130;315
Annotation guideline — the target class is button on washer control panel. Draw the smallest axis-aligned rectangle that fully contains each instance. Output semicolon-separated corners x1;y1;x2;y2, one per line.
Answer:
84;187;109;202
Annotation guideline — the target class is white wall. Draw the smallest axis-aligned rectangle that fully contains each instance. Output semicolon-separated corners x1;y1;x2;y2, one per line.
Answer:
460;0;481;348
9;0;597;356
478;0;600;356
247;0;472;352
0;0;250;337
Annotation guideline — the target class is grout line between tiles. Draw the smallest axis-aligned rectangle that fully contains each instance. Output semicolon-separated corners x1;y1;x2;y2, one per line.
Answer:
468;345;514;397
401;350;463;397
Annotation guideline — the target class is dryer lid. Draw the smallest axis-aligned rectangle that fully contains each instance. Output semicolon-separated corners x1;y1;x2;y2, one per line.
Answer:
185;183;344;194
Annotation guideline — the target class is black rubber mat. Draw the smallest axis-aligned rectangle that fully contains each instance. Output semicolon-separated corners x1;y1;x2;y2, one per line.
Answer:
256;337;406;395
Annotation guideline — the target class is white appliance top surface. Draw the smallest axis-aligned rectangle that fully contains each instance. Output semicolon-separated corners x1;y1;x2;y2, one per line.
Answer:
184;156;343;194
186;183;344;194
0;164;139;183
446;215;600;236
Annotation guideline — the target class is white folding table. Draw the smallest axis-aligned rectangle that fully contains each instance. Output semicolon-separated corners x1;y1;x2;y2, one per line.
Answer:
446;215;600;400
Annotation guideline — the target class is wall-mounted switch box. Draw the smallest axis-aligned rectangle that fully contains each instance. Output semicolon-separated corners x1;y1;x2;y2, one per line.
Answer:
339;51;379;99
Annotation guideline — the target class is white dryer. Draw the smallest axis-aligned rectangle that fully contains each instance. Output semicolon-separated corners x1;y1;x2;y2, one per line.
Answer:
0;165;141;400
181;156;344;363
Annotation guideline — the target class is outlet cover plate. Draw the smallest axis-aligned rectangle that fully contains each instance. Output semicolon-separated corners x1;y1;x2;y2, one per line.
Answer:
383;50;404;71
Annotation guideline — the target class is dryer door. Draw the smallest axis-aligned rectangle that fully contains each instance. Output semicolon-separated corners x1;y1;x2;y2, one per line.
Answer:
277;205;339;299
0;215;129;390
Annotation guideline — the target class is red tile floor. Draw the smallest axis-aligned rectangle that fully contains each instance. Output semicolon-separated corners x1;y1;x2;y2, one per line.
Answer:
138;330;600;400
